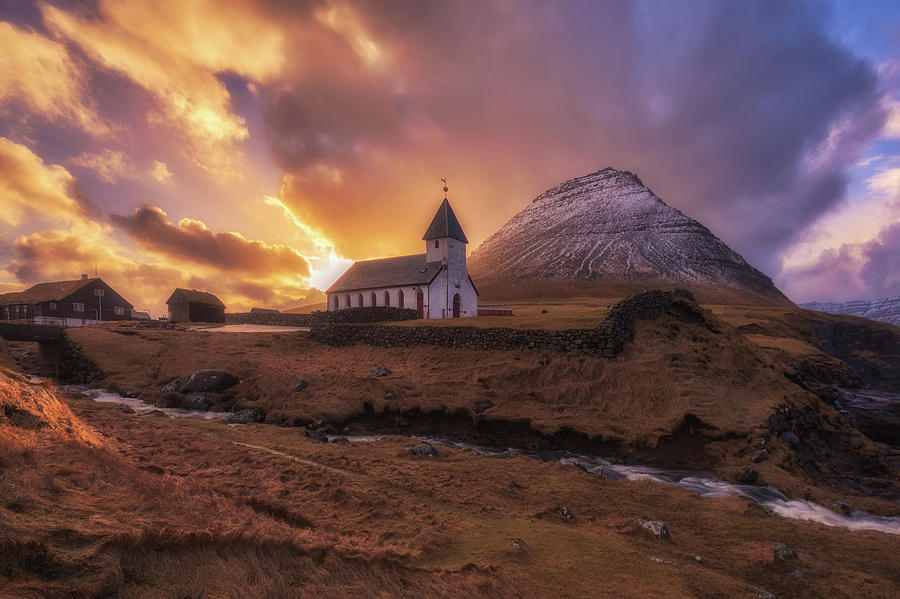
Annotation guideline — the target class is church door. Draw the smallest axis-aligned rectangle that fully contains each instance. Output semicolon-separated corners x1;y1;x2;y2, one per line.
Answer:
416;290;424;318
452;293;461;318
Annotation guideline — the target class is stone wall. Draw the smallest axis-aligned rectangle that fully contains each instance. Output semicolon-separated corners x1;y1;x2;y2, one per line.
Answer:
311;289;695;357
225;306;419;326
59;335;103;384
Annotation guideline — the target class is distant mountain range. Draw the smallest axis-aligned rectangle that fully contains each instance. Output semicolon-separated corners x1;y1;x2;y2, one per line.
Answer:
468;167;791;305
801;297;900;328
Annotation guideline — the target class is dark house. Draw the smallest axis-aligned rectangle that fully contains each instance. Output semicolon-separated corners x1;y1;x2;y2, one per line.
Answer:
166;288;226;323
0;276;134;323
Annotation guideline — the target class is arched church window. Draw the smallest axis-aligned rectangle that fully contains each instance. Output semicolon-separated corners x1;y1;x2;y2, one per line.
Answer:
384;290;391;306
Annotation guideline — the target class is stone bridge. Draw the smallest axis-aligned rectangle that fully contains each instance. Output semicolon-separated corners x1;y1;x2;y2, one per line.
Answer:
0;322;66;377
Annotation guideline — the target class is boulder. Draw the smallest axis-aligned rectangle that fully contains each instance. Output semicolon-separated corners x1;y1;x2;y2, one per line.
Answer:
180;370;239;393
293;378;308;392
833;498;852;516
306;429;328;442
410;442;437;457
773;543;798;561
228;408;266;424
737;466;759;484
181;392;210;411
636;518;670;539
370;365;392;377
160;379;179;393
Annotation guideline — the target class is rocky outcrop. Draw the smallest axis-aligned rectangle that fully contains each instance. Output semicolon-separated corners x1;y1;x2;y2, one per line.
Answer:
311;290;697;358
179;370;239;393
468;167;790;305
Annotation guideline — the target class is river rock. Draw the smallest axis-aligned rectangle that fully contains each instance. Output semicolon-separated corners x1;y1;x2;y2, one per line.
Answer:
751;449;769;463
833;498;852;515
160;379;179;393
181;392;210;411
180;370;239;393
370;365;392;377
737;466;759;484
293;378;308;392
773;543;798;561
306;429;328;442
636;518;670;539
228;408;266;424
410;442;437;457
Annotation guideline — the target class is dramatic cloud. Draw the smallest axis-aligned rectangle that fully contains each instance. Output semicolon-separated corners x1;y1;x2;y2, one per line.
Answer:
0;137;99;229
149;160;173;184
783;222;900;301
42;0;286;175
68;150;134;184
0;21;107;135
261;0;885;276
110;204;311;278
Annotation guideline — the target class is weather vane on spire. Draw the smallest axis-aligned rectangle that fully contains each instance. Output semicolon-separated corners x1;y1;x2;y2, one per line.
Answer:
441;177;448;200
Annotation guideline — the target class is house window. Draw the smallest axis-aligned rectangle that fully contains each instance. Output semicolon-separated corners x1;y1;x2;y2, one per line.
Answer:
73;302;85;312
49;302;56;311
114;307;125;316
434;240;439;248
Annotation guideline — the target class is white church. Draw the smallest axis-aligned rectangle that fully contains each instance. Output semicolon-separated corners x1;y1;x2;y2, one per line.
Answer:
326;196;478;319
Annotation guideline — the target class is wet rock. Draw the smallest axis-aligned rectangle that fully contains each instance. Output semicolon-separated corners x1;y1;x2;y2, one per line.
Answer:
636;518;670;539
147;410;166;416
752;449;769;463
555;505;574;520
160;379;179;393
118;405;136;414
384;390;397;401
737;466;759;484
780;431;801;447
410;442;437;457
370;365;392;377
181;392;210;411
773;543;798;561
694;556;703;564
833;498;852;515
752;590;777;599
118;389;138;398
473;400;495;414
228;408;266;424
180;370;239;393
306;429;328;443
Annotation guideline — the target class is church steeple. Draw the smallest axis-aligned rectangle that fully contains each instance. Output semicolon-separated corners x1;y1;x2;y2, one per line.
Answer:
422;198;469;243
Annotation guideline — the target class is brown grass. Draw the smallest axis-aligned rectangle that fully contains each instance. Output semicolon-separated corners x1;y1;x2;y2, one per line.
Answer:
4;386;898;598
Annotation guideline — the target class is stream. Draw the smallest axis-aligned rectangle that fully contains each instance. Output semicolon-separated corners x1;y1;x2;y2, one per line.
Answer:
76;387;900;535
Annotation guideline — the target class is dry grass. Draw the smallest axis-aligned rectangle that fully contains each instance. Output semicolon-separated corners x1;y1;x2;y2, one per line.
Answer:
5;387;898;598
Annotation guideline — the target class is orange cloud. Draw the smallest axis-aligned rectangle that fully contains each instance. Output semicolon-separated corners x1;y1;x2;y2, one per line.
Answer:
42;0;286;176
0;22;108;135
68;150;134;185
0;138;99;229
110;204;311;279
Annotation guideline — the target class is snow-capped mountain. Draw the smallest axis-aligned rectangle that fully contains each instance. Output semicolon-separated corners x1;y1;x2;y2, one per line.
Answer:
468;167;790;304
801;298;900;327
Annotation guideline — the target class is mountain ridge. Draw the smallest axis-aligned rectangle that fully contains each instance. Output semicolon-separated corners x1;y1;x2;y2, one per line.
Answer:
469;167;792;305
801;297;900;327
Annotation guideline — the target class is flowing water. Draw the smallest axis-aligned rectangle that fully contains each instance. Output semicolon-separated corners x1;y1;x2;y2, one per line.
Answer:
75;387;900;535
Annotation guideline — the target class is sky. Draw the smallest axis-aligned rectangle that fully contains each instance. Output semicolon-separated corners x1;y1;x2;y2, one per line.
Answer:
1;0;899;315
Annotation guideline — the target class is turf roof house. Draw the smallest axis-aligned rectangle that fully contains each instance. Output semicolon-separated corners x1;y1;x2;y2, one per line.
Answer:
166;288;226;323
0;276;133;324
327;199;478;318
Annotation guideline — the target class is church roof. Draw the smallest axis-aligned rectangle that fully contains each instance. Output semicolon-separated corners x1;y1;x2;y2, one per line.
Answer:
327;254;442;293
422;199;468;243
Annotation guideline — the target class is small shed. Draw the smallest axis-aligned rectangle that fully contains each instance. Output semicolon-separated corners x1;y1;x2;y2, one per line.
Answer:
166;288;226;323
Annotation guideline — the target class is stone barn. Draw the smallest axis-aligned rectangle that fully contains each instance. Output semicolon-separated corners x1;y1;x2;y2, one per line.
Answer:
326;196;478;319
166;288;226;323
